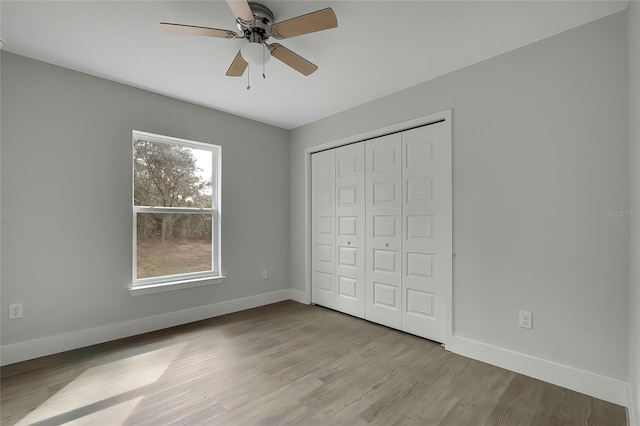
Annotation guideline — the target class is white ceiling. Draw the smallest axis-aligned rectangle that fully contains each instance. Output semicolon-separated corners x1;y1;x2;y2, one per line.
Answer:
0;1;628;129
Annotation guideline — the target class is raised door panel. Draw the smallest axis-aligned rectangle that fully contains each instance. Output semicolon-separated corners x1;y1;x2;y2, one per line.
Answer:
311;150;336;309
401;123;451;342
335;143;365;318
365;133;402;329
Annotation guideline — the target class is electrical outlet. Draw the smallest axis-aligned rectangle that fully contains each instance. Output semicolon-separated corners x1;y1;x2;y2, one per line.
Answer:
261;269;268;280
519;310;532;329
9;303;23;320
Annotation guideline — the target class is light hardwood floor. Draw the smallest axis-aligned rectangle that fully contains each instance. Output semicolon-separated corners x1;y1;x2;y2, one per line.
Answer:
0;301;627;425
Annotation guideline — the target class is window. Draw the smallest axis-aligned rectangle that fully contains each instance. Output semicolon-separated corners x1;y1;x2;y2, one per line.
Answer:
131;131;222;294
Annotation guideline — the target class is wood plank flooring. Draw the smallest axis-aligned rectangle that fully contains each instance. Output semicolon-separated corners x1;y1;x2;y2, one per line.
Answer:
0;301;627;425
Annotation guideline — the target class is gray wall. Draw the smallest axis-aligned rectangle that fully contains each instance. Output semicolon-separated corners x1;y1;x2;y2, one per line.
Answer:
290;12;629;381
1;52;289;346
628;2;640;424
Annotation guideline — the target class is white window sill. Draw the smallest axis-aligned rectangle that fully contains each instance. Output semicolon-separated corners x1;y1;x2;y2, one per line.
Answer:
129;276;226;296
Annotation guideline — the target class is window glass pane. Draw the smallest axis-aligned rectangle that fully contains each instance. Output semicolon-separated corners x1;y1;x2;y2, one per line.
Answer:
136;213;213;279
134;140;213;208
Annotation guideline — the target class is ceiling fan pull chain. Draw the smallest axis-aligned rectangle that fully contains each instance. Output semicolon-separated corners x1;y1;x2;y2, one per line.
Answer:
247;64;251;90
262;45;266;79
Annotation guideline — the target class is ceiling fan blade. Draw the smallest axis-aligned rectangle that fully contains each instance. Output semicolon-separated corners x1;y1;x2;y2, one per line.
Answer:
226;50;248;77
160;23;238;39
270;8;337;40
268;43;318;76
226;0;255;26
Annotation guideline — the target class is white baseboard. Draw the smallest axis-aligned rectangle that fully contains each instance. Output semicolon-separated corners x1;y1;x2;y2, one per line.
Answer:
446;336;628;407
287;288;308;304
1;289;292;366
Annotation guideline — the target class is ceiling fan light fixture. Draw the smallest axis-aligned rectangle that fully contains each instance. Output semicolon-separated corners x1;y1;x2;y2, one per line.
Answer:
240;41;270;65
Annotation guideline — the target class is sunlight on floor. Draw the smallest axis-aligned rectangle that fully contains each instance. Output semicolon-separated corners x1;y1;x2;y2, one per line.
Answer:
62;397;145;426
16;345;183;425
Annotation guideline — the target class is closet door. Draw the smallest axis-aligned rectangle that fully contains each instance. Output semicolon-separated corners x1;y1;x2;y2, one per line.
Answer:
311;150;336;310
335;143;365;318
401;123;451;342
365;133;402;329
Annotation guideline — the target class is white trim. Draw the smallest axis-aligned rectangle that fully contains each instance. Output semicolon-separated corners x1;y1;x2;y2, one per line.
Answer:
304;147;312;306
0;289;290;366
305;111;451;155
628;381;639;426
287;289;308;304
129;275;225;296
303;109;453;343
132;130;217;151
446;335;629;407
133;206;214;214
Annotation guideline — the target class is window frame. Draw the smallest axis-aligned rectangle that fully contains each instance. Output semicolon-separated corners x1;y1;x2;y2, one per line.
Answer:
130;130;223;295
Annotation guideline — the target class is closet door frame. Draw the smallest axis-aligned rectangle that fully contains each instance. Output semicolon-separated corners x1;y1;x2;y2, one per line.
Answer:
304;109;452;345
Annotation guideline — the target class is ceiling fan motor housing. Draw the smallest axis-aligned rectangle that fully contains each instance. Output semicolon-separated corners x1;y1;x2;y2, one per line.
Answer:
237;2;274;43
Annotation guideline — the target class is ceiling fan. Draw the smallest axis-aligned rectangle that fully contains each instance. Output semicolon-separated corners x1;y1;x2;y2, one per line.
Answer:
160;0;338;78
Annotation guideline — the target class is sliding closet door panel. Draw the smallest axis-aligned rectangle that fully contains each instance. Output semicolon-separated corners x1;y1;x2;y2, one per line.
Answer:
401;122;451;342
366;133;402;329
311;150;336;309
335;143;366;318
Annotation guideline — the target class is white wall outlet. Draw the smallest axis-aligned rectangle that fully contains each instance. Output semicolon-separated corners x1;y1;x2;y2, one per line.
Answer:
9;303;23;319
261;269;268;280
519;310;532;329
